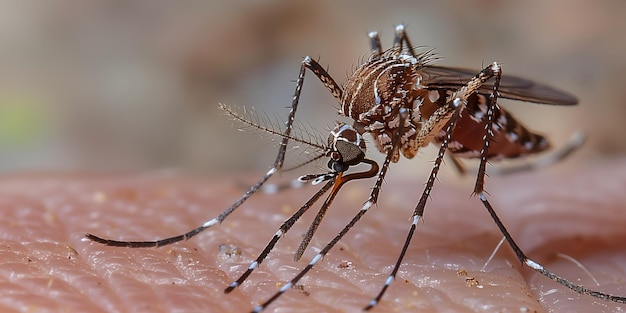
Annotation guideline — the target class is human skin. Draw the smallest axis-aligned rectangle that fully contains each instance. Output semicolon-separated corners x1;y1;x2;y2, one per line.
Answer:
0;158;625;313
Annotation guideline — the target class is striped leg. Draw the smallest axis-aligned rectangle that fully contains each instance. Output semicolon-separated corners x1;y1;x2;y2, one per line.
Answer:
477;193;626;303
224;179;336;293
474;63;624;303
226;160;378;293
366;62;503;310
85;56;344;248
365;101;463;310
251;121;400;312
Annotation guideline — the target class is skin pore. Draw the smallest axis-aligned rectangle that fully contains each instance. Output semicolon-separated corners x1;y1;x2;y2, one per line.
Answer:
0;157;625;313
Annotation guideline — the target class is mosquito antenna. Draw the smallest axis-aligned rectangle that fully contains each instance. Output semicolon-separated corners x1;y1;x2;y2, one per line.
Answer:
220;104;326;151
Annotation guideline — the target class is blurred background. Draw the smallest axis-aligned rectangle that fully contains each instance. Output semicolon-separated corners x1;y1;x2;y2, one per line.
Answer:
0;0;624;175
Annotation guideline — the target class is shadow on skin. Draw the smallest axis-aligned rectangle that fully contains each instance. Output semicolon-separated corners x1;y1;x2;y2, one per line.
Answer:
0;158;625;312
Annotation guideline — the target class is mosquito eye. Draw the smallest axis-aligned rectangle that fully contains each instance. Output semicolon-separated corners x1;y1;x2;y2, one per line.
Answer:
330;151;341;161
334;140;365;166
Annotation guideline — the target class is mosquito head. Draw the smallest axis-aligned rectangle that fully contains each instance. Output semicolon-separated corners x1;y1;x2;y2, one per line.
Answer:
327;123;367;173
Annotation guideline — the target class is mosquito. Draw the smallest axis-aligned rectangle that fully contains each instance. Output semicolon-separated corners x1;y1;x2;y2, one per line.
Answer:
85;24;626;311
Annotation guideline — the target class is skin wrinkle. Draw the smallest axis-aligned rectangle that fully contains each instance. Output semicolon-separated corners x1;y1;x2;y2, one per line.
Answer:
0;159;623;312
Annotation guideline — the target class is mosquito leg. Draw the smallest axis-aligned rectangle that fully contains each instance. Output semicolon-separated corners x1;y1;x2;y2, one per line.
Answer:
467;63;625;303
365;63;505;309
251;114;402;313
473;63;502;194
224;178;336;293
302;56;344;103
293;194;335;261
478;193;626;303
365;103;463;310
227;167;377;293
294;161;383;262
251;156;388;312
85;56;344;248
411;63;502;156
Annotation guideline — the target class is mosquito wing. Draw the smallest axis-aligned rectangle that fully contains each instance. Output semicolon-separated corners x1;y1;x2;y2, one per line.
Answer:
421;66;578;105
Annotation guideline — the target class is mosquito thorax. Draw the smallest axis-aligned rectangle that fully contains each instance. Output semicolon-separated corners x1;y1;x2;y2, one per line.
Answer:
326;123;366;172
340;52;426;162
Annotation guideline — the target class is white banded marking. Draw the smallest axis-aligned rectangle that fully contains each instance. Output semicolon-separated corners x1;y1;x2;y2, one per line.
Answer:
279;282;293;292
361;201;373;211
309;253;323;266
385;275;394;285
525;259;544;271
248;260;259;270
202;218;219;228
